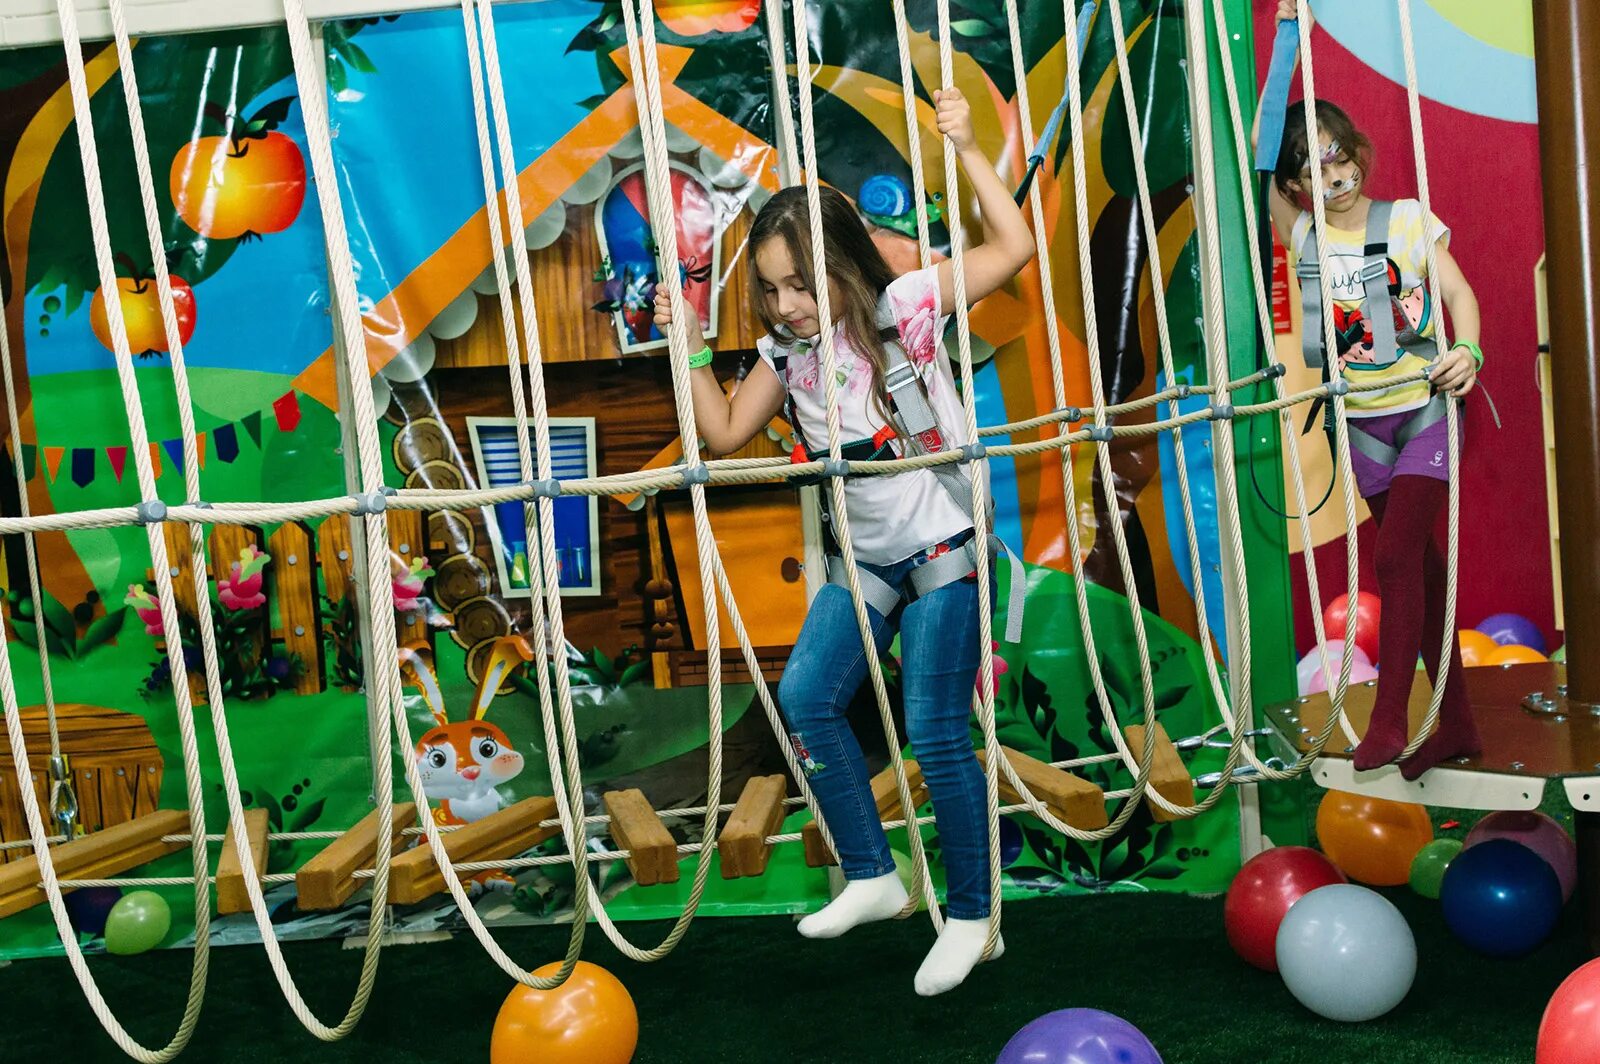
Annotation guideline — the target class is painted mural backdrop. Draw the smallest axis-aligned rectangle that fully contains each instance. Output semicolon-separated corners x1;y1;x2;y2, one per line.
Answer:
0;0;1282;963
1253;0;1553;656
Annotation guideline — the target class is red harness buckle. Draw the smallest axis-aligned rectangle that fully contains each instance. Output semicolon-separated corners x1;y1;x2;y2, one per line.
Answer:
871;425;897;451
791;443;809;464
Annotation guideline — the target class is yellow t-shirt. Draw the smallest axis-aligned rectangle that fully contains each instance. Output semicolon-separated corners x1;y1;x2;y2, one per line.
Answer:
1287;199;1449;417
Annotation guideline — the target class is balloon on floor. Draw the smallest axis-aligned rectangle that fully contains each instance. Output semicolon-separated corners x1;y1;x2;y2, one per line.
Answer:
1315;791;1433;886
1441;840;1563;957
491;961;638;1064
1476;613;1546;654
1276;884;1416;1022
1457;629;1500;667
996;1008;1162;1064
1538;957;1600;1064
1408;838;1462;900
1225;847;1346;971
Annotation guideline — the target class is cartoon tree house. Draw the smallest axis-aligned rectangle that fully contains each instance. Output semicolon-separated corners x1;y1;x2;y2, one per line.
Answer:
301;43;810;686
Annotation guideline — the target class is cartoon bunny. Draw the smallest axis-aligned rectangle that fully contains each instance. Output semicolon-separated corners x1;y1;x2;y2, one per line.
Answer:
398;635;534;896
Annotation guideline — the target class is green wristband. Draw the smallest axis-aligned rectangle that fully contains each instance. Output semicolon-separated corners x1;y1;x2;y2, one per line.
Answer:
1451;340;1483;370
687;345;713;369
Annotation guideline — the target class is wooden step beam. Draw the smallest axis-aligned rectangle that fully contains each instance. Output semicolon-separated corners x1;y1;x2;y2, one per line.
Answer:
1124;723;1195;823
979;747;1110;830
0;809;191;919
802;760;927;868
296;802;418;911
216;808;270;915
603;789;679;887
720;775;788;880
387;796;558;905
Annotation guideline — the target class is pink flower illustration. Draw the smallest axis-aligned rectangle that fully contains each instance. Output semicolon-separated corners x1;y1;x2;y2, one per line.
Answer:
393;556;435;614
218;545;270;611
898;297;939;366
843;352;874;395
787;343;820;391
979;641;1010;697
124;584;162;635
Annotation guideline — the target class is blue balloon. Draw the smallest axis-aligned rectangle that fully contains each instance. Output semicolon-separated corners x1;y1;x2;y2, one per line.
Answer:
1441;839;1563;957
65;886;123;937
996;1008;1162;1064
999;817;1024;868
1476;613;1546;654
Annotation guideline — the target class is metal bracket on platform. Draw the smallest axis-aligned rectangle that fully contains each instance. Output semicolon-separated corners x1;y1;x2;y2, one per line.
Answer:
1313;758;1547;811
1564;777;1600;813
1523;686;1600;720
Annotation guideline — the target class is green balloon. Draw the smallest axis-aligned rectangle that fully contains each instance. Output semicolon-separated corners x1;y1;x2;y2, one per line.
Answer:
1409;838;1463;899
104;890;171;955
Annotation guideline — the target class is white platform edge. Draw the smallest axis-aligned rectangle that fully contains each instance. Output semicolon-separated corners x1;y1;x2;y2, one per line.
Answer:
1562;776;1600;813
1313;757;1546;811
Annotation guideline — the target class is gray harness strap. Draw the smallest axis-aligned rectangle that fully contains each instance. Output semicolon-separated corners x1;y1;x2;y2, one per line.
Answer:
1296;200;1433;371
815;298;1025;643
1346;392;1452;468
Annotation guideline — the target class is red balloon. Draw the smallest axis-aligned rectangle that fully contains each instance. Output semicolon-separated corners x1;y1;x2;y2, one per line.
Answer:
1324;592;1382;665
1224;846;1347;971
1538;957;1600;1063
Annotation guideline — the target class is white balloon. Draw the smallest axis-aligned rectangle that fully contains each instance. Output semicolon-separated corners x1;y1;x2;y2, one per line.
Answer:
1276;884;1416;1022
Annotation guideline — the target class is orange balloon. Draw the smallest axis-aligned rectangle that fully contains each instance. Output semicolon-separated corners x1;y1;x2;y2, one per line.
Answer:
491;961;638;1064
1457;629;1500;668
1484;644;1548;666
1315;790;1433;886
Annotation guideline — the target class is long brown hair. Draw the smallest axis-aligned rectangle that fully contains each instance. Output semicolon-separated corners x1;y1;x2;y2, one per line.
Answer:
1274;99;1374;206
747;185;899;418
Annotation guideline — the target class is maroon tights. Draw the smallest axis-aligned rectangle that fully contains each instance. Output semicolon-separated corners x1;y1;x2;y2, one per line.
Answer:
1350;474;1482;778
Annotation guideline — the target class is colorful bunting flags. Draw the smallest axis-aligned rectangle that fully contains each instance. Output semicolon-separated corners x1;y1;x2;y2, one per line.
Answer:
11;390;304;488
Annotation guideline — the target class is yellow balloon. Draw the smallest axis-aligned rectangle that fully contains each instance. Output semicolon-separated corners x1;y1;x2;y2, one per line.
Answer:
491;961;638;1064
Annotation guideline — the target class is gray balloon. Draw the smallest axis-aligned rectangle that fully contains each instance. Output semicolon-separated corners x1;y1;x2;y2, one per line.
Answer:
1275;883;1416;1022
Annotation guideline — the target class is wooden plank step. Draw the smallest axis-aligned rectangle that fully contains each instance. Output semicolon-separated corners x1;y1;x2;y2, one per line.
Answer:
0;809;191;919
215;808;270;915
802;760;927;868
296;802;418;911
720;775;788;880
603;789;679;887
1124;723;1195;823
979;747;1110;830
387;796;558;905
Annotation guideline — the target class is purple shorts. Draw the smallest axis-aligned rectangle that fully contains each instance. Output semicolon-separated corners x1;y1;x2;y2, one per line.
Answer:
1347;405;1460;499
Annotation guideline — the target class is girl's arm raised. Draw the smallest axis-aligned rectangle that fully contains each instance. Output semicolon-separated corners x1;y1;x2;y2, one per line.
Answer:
1255;0;1305;247
653;287;788;456
934;87;1035;311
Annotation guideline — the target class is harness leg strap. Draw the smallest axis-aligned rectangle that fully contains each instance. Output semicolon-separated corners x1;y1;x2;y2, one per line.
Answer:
826;555;903;619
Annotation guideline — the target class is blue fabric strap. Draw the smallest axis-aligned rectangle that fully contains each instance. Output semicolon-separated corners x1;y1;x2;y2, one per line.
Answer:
1254;19;1300;173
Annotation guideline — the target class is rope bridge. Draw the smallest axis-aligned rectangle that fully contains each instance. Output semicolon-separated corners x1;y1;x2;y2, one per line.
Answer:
0;0;1460;1059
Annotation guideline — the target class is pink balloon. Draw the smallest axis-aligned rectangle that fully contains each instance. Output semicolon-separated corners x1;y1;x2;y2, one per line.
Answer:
1297;640;1373;696
1350;661;1379;684
1465;811;1577;903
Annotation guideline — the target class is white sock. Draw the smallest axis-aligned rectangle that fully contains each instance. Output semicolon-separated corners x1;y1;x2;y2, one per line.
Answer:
914;917;1003;997
797;872;907;939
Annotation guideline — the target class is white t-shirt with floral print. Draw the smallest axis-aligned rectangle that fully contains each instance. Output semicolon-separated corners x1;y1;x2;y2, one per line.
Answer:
756;266;975;566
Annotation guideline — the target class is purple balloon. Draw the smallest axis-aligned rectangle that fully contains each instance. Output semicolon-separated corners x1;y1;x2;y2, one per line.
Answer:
1465;810;1577;903
65;886;123;937
1476;613;1546;654
997;1008;1163;1064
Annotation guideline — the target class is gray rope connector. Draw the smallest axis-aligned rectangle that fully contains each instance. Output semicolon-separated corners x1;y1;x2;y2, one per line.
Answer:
1209;403;1235;421
1175;384;1192;400
527;478;562;498
821;458;850;478
679;464;711;487
960;442;987;462
135;499;168;524
1056;405;1083;423
1326;379;1351;396
1260;362;1288;380
351;486;397;514
1088;424;1114;442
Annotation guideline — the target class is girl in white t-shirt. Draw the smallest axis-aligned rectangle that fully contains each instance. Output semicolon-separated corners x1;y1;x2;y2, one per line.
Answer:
653;87;1033;996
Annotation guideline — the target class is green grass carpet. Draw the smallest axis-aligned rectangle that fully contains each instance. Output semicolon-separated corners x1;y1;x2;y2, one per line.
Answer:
1;889;1586;1063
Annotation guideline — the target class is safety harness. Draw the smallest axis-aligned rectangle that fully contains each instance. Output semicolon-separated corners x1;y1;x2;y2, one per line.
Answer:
769;299;1025;643
1294;198;1453;472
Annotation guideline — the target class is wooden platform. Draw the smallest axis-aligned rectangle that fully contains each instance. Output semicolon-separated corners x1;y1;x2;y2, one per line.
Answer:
0;809;190;918
1264;662;1600;780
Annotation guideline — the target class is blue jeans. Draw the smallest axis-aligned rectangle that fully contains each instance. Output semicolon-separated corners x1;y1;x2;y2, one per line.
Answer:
777;532;990;919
